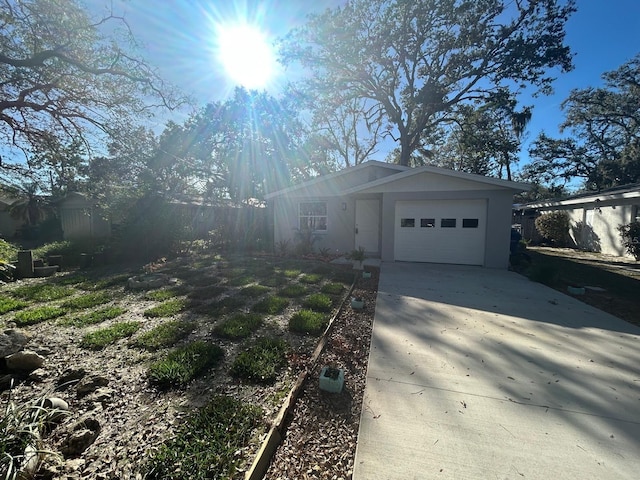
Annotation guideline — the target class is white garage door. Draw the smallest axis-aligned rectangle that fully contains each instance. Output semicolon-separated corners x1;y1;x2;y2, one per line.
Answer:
394;199;487;265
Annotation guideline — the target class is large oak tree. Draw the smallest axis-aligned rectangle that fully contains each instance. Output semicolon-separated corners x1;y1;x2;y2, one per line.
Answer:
0;0;178;167
281;0;575;167
526;54;640;190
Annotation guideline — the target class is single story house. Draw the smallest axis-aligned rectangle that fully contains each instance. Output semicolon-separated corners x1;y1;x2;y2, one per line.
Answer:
266;161;529;268
514;183;640;258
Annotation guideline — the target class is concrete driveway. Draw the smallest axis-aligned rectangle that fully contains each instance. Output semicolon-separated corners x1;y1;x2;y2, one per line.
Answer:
353;263;640;480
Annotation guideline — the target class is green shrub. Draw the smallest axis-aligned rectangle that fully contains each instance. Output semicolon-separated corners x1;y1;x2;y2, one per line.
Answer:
618;221;640;260
239;285;270;297
80;321;141;350
321;282;345;295
142;395;262;480
302;293;333;312
11;284;75;302
147;341;223;389
61;306;126;327
214;313;263;339
0;297;28;315
133;320;195;351
231;338;288;383
535;212;570;245
281;268;301;278
251;296;289;315
143;299;187;318
61;292;111;310
0;239;18;262
278;284;307;298
14;306;67;326
289;310;328;335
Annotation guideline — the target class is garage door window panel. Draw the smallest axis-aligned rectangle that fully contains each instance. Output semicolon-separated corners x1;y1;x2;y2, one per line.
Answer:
299;202;327;231
441;218;456;228
463;218;479;228
401;218;415;227
421;218;435;228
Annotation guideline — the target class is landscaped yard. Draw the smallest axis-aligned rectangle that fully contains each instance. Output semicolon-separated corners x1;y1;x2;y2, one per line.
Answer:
0;253;375;479
516;246;640;326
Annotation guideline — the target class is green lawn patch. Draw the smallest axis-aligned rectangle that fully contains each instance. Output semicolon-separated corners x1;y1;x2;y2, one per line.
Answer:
261;276;287;287
142;395;262;480
79;274;130;291
251;296;289;315
132;320;196;351
80;321;141;350
14;306;67;326
289;310;328;335
226;275;253;286
192;296;247;316
214;313;263;339
147;341;223;389
187;285;226;301
300;273;323;284
61;306;126;327
143;299;187;318
282;268;301;278
145;288;183;301
61;292;111;310
239;285;270;297
11;284;75;302
278;284;307;298
0;297;28;315
231;338;288;384
302;293;333;312
321;282;345;295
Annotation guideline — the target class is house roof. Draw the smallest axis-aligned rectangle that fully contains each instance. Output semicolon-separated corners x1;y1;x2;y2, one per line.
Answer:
266;161;529;199
519;183;640;209
343;164;530;195
264;160;409;199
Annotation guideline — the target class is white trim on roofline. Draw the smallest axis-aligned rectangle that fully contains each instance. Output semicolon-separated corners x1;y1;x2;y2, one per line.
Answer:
523;189;640;209
342;164;530;195
264;160;410;199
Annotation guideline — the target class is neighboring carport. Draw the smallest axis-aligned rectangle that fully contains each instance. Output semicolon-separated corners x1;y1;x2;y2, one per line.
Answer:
354;263;640;479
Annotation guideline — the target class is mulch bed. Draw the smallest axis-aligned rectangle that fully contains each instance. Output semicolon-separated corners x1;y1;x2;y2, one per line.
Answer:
265;269;378;480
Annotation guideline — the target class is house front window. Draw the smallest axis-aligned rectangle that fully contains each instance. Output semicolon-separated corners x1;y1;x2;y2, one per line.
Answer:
299;202;327;231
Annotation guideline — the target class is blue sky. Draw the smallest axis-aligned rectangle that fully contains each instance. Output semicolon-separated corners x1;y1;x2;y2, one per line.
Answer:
108;0;640;176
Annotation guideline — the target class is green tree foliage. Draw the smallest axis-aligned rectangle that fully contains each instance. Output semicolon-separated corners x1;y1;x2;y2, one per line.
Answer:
526;54;640;190
0;0;178;165
535;211;570;245
433;101;532;179
281;0;575;167
618;221;640;260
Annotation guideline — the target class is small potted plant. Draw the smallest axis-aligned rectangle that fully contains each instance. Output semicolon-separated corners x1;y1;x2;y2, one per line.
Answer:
319;365;345;393
347;246;366;270
350;296;364;310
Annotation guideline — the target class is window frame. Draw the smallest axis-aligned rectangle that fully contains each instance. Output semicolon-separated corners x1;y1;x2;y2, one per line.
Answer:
298;201;328;232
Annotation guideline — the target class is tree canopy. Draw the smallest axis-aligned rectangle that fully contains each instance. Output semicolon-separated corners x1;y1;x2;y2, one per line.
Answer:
281;0;575;166
525;54;640;191
0;0;178;166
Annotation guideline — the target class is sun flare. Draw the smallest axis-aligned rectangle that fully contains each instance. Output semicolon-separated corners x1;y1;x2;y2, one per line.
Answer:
216;23;277;89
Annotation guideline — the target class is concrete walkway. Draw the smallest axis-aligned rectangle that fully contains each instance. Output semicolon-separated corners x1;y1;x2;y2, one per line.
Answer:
353;263;640;480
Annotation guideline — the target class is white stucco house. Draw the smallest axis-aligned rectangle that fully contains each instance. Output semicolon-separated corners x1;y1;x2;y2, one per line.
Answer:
515;183;640;258
266;161;529;269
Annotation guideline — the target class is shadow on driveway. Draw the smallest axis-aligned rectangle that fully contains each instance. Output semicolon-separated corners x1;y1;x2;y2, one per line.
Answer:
354;263;640;480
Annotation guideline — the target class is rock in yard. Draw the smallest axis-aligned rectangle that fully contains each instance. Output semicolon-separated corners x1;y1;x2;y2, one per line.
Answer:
28;368;49;382
60;417;101;457
76;374;109;397
4;349;45;372
0;329;30;357
57;368;87;389
87;387;114;404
